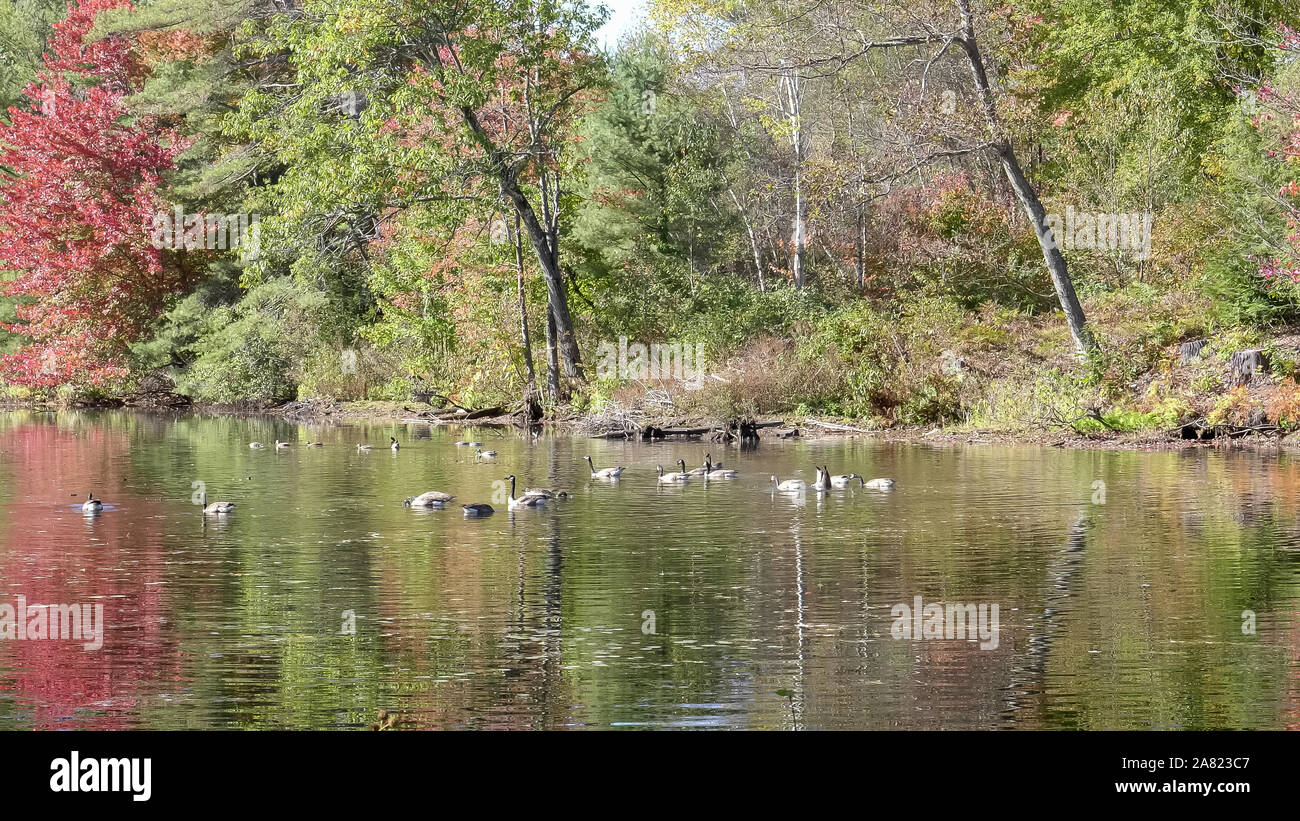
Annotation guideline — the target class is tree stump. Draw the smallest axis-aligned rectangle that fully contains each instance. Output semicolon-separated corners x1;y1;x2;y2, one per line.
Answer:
1229;348;1267;385
1179;339;1206;361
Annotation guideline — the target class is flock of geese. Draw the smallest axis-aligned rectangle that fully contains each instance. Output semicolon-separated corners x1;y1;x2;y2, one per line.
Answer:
75;438;895;518
407;448;896;517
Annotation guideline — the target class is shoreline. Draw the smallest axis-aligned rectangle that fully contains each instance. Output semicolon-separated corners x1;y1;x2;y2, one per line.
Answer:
4;397;1293;453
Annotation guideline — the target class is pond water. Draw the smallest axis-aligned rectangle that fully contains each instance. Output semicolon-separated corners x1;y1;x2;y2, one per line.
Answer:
0;410;1296;729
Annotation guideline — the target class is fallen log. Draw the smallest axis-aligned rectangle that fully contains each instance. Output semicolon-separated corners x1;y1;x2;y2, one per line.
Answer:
659;425;719;437
460;406;505;420
803;419;872;434
401;416;512;428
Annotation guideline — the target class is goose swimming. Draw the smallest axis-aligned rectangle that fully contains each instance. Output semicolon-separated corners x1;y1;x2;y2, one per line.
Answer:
657;463;691;483
704;460;737;479
403;490;455;507
584;456;624;479
828;471;861;488
200;489;235;515
504;475;547;509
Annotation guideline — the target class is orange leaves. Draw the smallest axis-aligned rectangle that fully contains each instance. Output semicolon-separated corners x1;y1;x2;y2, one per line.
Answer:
135;29;210;66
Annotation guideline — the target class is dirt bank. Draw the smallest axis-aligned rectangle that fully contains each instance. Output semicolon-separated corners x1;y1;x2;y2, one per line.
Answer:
6;397;1286;454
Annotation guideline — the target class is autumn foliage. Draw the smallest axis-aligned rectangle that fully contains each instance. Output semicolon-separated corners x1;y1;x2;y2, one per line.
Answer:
1256;26;1300;286
0;0;185;389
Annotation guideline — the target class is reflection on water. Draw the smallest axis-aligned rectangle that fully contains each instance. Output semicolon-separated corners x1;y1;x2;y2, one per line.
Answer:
0;410;1297;729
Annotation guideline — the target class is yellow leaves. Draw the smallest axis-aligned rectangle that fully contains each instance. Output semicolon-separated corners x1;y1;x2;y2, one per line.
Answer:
335;11;365;35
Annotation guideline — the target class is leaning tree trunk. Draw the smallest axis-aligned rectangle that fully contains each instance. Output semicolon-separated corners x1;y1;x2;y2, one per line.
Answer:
957;0;1096;356
499;175;585;388
457;104;584;391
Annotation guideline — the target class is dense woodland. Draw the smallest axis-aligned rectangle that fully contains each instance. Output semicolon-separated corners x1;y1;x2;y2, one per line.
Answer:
4;0;1300;433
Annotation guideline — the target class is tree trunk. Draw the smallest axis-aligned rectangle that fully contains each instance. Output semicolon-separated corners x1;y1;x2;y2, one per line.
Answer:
856;196;866;290
511;213;540;419
779;68;806;289
499;175;585;387
726;184;765;292
457;102;584;389
956;0;1096;356
544;306;560;402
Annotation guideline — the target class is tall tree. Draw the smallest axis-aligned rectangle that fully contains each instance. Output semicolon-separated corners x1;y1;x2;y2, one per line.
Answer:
0;0;186;388
666;0;1098;353
236;0;605;399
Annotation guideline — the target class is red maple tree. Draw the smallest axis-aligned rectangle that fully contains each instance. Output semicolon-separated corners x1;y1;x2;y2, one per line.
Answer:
0;0;187;389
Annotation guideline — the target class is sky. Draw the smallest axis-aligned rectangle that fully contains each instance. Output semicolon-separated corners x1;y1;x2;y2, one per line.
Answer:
594;0;648;50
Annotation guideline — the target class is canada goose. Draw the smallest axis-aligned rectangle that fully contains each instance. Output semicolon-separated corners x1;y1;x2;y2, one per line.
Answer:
657;464;690;483
770;475;805;492
812;466;833;490
705;460;737;479
454;440;483;447
357;443;374;451
519;486;566;500
200;489;235;515
685;455;711;477
248;442;265;449
81;492;103;512
828;471;860;488
390;437;400;451
403;490;455;507
462;503;494;517
505;475;546;509
863;477;895;490
475;448;498;459
275;440;290;449
584;455;624;479
305;441;323;448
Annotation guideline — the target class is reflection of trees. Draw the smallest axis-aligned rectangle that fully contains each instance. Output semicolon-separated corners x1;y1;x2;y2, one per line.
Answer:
0;413;179;729
1000;517;1087;725
2;413;1298;730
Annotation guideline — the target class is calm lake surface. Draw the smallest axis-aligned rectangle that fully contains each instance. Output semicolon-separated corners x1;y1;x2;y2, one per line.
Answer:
0;410;1297;730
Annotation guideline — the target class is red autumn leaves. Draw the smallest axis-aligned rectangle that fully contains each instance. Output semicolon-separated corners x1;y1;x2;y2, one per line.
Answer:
0;0;187;388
